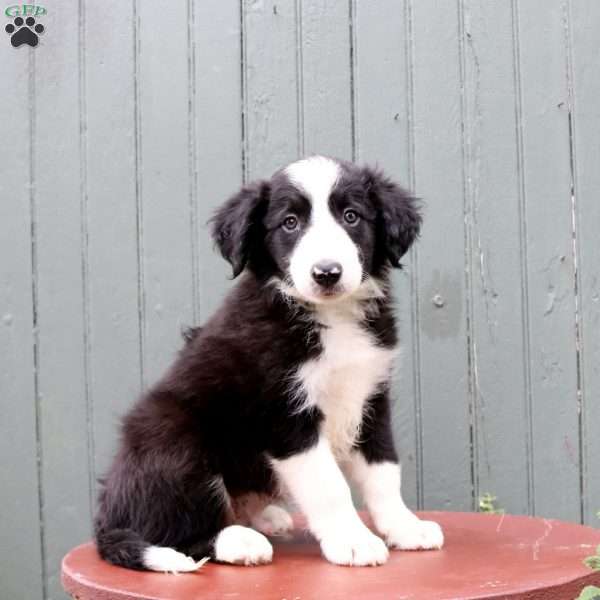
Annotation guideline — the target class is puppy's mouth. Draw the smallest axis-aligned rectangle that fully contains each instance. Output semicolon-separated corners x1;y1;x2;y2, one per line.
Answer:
309;283;347;302
272;276;357;306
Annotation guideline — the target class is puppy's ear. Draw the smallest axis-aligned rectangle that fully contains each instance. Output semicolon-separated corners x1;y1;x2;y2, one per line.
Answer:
364;167;422;268
211;180;270;277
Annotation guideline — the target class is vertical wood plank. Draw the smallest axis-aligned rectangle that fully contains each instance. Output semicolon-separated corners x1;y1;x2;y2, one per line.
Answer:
461;1;531;515
353;0;420;508
570;0;600;525
0;42;44;600
33;1;92;596
85;0;142;480
516;0;580;520
411;0;473;510
136;0;194;380
193;0;243;319
244;0;300;179
300;0;352;159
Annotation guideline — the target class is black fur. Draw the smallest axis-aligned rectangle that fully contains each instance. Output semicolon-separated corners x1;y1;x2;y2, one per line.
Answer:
181;325;202;344
211;180;272;278
363;167;422;269
355;388;398;464
94;157;421;569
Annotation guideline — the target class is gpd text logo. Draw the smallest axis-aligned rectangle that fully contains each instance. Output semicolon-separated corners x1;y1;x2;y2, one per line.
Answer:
5;4;46;17
4;4;46;47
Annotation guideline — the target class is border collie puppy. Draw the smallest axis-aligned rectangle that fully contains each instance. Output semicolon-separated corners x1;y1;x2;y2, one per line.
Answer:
94;155;444;572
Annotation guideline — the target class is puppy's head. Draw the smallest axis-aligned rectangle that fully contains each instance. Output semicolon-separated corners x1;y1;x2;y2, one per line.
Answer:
211;156;421;304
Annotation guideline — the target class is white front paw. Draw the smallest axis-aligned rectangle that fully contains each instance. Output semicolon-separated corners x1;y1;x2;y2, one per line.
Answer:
385;517;444;550
320;525;389;566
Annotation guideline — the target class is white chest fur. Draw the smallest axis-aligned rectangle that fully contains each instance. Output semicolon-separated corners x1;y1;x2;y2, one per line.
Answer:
294;307;396;459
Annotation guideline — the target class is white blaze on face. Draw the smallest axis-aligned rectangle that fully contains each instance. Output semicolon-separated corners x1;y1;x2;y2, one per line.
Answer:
285;156;363;304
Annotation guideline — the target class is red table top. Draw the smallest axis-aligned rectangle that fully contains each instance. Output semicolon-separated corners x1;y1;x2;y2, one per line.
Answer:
62;512;600;600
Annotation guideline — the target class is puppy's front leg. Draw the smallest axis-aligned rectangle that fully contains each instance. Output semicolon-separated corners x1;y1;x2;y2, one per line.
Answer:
347;391;444;550
271;437;389;566
348;455;444;550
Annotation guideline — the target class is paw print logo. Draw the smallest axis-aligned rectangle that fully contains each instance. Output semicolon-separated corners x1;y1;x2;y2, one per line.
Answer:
5;16;44;47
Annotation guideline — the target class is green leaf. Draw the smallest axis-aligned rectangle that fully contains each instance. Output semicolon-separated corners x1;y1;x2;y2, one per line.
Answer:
584;556;600;571
478;493;504;515
576;586;600;600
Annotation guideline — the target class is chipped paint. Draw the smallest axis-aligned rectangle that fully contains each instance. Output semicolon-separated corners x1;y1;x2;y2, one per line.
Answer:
532;519;553;560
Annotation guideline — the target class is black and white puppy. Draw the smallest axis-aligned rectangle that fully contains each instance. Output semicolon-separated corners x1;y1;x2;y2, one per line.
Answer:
94;155;444;572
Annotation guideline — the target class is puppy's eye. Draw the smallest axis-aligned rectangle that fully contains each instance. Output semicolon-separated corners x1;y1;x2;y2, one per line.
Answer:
282;215;299;232
343;209;360;226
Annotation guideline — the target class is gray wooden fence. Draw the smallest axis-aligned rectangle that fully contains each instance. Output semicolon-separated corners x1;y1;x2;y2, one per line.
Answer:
1;1;599;598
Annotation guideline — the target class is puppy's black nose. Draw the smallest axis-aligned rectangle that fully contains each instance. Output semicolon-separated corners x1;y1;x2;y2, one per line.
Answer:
311;261;342;288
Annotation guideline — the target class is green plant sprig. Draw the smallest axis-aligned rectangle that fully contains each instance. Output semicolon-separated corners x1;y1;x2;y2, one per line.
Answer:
478;493;505;515
576;513;600;600
576;586;600;600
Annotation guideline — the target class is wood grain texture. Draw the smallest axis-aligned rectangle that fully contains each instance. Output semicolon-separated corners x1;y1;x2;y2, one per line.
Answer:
84;0;142;484
193;0;243;319
411;0;473;510
136;0;194;382
0;37;44;600
33;2;92;597
461;1;531;517
515;0;580;521
243;0;300;179
570;0;600;526
300;0;353;159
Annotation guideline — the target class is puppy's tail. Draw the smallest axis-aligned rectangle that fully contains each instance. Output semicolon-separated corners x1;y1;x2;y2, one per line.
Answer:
95;527;206;573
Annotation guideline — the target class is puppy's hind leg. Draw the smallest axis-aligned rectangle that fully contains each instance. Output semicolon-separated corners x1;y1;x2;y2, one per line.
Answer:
186;485;274;566
212;525;274;566
251;504;294;537
232;493;294;537
96;466;233;573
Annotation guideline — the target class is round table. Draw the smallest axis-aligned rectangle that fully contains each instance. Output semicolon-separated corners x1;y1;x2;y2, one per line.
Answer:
62;512;600;599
